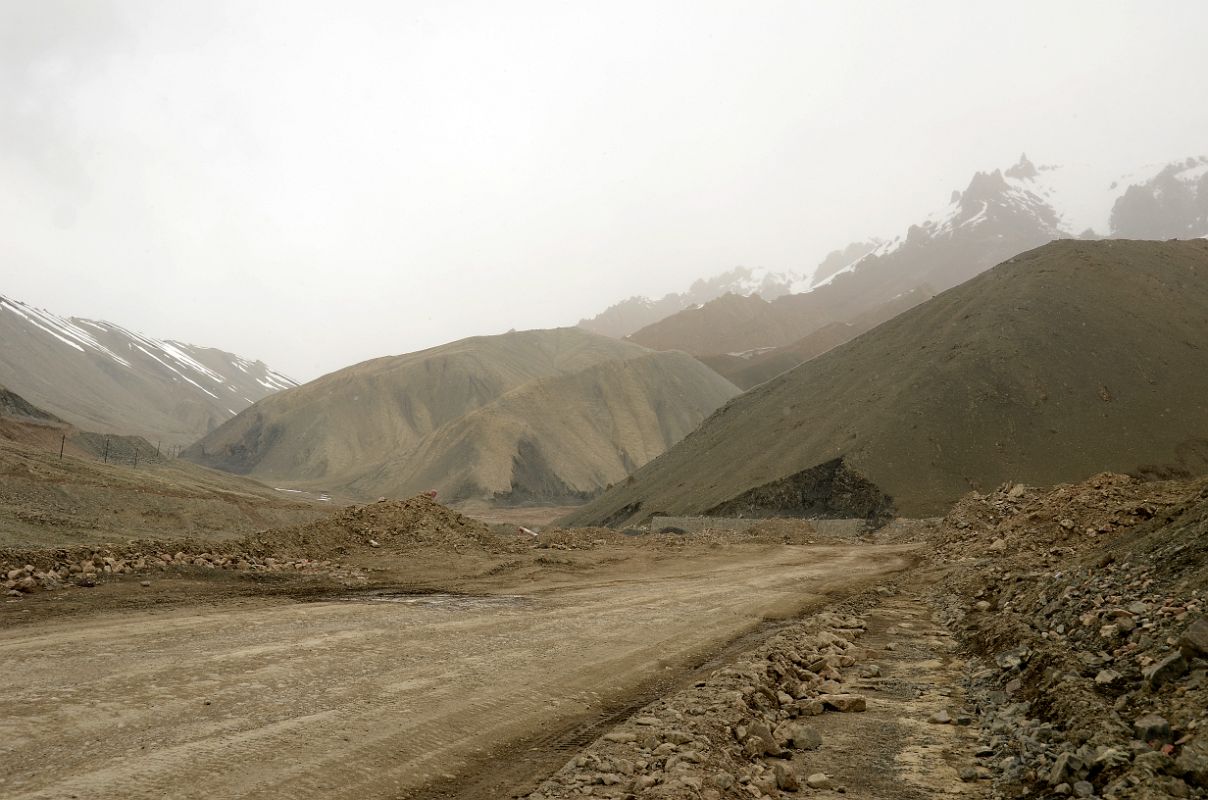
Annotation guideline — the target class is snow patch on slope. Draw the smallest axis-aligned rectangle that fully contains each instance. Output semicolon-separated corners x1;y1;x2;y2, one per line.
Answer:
1;295;296;417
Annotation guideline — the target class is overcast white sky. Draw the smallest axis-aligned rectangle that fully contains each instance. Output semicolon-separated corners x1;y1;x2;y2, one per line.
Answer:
3;1;1207;380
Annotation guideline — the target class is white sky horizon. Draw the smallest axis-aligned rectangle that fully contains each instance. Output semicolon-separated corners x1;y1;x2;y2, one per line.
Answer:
3;1;1207;381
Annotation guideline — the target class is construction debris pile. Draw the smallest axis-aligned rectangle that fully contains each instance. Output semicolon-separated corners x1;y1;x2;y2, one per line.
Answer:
937;474;1208;799
527;611;872;799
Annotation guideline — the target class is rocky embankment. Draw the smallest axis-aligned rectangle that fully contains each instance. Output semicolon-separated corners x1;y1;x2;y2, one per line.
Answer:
937;474;1208;799
1;544;357;595
527;611;873;799
0;494;496;596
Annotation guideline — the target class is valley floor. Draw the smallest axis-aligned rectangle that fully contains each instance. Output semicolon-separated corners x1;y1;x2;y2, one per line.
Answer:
1;541;913;800
4;472;1207;800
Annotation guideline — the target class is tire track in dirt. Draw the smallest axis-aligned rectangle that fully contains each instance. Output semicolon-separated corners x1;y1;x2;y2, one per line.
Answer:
0;544;915;799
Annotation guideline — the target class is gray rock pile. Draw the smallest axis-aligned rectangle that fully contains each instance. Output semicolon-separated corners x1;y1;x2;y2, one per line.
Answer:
526;611;869;799
1;545;357;596
936;473;1208;798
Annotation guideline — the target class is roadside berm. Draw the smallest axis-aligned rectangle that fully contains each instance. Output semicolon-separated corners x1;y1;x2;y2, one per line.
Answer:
514;473;1208;800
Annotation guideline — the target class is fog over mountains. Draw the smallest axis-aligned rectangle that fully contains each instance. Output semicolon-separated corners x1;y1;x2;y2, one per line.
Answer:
578;154;1208;390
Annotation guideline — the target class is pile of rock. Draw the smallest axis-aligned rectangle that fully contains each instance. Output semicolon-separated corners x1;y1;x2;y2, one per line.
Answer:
247;494;527;557
526;611;870;799
937;475;1208;798
936;473;1199;567
1;545;357;596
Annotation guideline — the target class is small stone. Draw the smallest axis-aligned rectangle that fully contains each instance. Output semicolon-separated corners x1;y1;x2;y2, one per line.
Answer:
805;772;832;790
603;732;636;743
988;538;1007;553
1179;618;1208;660
663;729;693;745
1134;713;1172;744
793;699;825;716
1072;780;1094;798
958;766;978;782
773;763;799;791
1144;653;1188;688
975;600;992;612
1049;752;1078;785
710;772;735;789
774;721;822;751
1095;669;1120;685
140;580;152;587
819;693;866;712
634;716;660;726
928;710;952;724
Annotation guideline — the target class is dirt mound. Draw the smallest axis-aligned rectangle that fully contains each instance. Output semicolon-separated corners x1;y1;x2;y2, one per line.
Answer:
705;457;895;525
936;472;1199;564
1;495;513;595
564;239;1208;526
244;494;521;558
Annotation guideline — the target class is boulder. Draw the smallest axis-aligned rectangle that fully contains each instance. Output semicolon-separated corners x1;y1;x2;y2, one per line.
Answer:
819;693;866;712
1179;618;1208;661
1143;653;1188;688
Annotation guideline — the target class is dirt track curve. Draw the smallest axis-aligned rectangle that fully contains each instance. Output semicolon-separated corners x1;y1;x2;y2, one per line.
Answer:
0;543;915;800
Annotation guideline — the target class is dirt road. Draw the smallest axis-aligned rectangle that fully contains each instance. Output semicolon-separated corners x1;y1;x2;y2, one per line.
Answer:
0;543;914;800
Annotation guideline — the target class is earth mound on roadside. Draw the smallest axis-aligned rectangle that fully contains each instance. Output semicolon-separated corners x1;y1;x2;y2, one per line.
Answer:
245;494;522;558
563;239;1208;526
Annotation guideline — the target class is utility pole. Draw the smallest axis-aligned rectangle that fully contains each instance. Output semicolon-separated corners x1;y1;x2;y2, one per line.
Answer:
133;447;139;468
103;436;110;464
59;434;65;460
155;440;161;458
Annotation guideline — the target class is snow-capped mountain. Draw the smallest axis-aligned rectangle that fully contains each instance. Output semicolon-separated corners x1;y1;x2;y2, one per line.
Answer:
801;153;1208;294
0;294;296;445
1109;156;1208;238
577;265;809;339
627;153;1208;367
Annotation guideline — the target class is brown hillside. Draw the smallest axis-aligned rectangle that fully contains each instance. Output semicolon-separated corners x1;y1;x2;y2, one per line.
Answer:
185;328;739;504
625;293;795;355
562;239;1208;525
700;288;933;389
345;350;738;503
0;389;328;549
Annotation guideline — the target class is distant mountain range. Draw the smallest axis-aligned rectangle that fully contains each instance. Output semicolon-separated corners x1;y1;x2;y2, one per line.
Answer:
183;328;739;504
578;265;811;339
0;295;295;446
564;239;1208;526
607;154;1208;387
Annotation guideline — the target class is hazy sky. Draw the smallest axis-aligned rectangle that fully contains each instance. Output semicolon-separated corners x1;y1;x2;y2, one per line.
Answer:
3;1;1207;380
